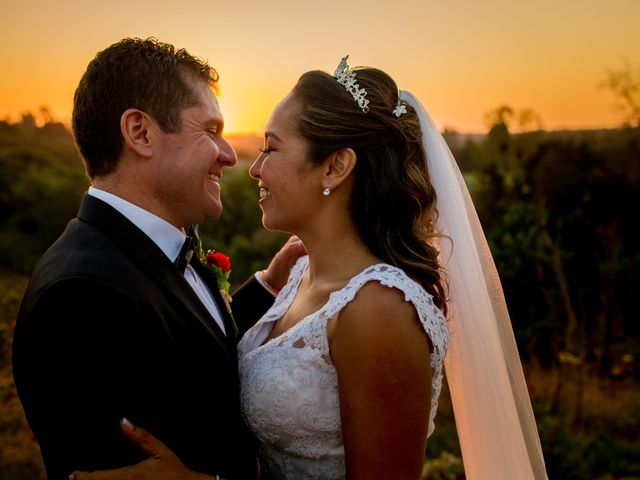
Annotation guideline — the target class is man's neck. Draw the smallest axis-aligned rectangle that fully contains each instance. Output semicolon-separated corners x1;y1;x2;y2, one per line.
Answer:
91;177;183;229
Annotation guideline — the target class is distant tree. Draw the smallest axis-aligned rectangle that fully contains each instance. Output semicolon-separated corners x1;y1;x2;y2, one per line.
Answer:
601;60;640;127
484;105;542;133
518;108;543;131
484;105;514;131
442;128;474;172
19;113;36;131
442;128;461;150
39;105;54;124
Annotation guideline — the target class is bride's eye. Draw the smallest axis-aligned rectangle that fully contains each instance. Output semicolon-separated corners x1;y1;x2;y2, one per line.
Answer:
259;147;275;154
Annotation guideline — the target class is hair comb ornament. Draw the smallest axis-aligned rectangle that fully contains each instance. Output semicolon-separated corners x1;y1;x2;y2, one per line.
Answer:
333;55;370;113
393;102;407;117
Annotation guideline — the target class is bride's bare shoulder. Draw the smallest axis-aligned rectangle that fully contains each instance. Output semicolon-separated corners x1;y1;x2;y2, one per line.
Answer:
333;280;427;346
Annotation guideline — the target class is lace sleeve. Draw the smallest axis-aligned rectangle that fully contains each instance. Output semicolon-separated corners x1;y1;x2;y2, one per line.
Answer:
314;263;449;436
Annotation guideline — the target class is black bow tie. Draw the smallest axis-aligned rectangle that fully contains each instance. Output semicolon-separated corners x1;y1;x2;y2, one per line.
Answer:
174;225;199;273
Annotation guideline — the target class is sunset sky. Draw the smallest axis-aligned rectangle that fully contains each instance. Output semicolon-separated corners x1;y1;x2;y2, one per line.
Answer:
1;0;638;133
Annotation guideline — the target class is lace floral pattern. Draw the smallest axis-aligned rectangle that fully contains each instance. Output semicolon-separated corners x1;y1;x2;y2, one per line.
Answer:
238;256;449;479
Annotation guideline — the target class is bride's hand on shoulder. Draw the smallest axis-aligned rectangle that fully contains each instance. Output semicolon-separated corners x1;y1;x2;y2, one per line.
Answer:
261;235;306;291
70;419;216;480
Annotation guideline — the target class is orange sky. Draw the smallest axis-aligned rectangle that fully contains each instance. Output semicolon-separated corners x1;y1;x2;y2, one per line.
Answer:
1;0;638;133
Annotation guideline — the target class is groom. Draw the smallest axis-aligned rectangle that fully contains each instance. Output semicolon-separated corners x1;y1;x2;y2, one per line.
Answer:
12;38;295;480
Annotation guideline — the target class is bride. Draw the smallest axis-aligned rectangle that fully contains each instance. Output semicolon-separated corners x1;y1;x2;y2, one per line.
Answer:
72;57;547;479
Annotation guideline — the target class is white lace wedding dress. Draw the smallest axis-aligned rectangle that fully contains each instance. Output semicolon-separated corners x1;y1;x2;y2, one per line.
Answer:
238;256;449;479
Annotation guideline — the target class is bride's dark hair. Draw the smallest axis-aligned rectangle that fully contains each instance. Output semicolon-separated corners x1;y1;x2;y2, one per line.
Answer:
291;68;448;314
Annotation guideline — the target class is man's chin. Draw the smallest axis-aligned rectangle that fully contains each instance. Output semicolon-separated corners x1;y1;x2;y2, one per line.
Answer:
206;203;223;221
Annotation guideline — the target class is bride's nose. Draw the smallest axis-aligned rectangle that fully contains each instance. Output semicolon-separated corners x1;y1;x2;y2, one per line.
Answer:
249;155;263;179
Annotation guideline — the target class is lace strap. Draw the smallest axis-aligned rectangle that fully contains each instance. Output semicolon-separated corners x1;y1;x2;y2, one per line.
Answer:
318;264;449;360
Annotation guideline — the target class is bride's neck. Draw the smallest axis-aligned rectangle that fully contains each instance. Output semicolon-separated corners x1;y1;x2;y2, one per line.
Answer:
301;227;380;287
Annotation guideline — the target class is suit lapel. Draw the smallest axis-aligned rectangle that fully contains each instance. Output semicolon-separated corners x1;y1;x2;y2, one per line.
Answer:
150;256;235;359
76;194;236;361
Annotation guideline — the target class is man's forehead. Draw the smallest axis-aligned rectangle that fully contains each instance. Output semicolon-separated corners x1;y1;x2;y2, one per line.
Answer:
186;85;224;124
204;96;224;126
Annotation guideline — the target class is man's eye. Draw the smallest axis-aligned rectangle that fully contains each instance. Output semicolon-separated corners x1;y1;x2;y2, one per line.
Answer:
259;147;274;154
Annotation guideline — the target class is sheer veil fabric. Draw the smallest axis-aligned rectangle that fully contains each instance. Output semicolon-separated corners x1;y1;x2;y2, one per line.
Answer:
399;91;548;479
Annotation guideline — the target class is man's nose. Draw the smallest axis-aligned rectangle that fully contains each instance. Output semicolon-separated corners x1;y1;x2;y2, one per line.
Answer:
217;137;238;166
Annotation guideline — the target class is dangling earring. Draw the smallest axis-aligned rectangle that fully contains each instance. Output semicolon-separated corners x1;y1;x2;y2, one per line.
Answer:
322;185;332;196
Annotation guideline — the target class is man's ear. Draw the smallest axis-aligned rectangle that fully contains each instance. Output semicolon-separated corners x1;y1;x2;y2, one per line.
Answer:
120;109;154;158
323;148;357;190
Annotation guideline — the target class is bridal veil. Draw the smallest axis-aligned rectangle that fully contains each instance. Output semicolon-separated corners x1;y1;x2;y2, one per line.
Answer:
399;91;548;479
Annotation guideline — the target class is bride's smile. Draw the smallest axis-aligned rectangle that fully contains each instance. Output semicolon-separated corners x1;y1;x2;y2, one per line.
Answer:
250;95;328;234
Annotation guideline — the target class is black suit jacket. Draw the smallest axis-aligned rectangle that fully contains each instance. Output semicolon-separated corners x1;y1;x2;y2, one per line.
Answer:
12;194;275;480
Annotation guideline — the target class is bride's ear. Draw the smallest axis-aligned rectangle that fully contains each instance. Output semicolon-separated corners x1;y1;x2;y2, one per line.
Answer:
120;109;154;158
322;148;357;190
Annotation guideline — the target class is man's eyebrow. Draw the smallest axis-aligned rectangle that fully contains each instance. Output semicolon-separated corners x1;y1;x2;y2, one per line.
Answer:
205;116;224;132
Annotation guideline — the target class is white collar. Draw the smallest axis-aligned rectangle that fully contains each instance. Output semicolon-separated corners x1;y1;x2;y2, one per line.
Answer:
88;187;186;262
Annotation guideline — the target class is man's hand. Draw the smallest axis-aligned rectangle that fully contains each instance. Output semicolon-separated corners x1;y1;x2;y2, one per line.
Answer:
70;419;214;480
260;236;306;292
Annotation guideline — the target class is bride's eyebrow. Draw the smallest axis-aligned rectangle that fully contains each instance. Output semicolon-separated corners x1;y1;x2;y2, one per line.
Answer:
264;131;282;143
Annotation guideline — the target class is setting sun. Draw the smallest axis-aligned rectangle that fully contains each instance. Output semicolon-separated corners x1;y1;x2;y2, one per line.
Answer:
1;0;639;133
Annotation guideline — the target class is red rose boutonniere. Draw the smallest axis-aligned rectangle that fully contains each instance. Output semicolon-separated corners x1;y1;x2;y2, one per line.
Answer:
199;247;239;337
201;249;232;302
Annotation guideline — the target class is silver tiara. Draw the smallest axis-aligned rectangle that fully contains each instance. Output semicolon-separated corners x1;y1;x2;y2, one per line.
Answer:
333;55;369;113
333;55;407;118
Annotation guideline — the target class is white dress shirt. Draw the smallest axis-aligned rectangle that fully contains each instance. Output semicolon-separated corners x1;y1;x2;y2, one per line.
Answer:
88;187;227;335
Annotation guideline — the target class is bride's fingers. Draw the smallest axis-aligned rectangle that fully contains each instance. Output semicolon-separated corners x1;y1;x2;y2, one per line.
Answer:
286;235;305;252
285;235;301;246
262;236;306;291
70;421;190;480
119;418;167;460
280;236;306;260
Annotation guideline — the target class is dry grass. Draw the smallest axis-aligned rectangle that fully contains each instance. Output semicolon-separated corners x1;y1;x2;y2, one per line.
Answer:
0;270;46;479
526;360;640;430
